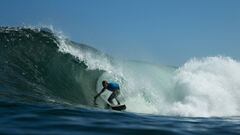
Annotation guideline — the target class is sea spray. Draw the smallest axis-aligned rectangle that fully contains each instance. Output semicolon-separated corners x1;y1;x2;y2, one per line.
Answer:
171;56;240;117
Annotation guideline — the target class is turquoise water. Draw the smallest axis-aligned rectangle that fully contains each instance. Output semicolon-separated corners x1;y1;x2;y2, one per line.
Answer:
0;27;240;134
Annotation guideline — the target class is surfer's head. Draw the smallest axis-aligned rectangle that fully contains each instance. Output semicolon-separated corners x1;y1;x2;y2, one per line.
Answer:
102;80;108;88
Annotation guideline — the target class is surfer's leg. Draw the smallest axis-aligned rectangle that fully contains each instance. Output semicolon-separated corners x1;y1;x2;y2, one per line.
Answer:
115;90;120;105
115;98;120;105
108;90;120;105
108;92;115;105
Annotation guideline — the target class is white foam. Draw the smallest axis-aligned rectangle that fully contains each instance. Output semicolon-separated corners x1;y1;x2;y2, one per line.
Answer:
170;56;240;117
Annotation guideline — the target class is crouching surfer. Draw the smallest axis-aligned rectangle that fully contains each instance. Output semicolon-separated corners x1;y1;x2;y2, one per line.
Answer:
94;80;121;106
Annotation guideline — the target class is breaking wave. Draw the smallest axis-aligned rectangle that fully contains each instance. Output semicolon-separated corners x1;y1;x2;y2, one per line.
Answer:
1;26;240;117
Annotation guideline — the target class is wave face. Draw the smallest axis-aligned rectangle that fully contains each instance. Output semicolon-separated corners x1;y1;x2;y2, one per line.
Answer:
0;27;104;106
1;27;240;117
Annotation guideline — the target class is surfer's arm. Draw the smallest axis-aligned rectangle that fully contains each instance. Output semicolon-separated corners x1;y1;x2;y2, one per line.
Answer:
94;88;106;104
95;88;105;98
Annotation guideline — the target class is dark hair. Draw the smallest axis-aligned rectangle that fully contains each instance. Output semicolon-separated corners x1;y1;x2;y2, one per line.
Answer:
102;80;108;86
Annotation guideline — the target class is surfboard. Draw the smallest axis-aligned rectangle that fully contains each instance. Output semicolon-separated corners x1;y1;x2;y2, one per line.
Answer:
109;104;126;111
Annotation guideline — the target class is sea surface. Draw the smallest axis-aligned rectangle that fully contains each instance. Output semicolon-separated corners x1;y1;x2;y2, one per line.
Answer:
0;27;240;135
1;101;240;135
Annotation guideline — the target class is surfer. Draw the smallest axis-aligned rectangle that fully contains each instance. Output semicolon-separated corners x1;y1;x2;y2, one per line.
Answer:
94;80;121;105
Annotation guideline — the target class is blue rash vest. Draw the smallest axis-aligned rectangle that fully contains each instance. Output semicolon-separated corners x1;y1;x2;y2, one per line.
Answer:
107;82;120;91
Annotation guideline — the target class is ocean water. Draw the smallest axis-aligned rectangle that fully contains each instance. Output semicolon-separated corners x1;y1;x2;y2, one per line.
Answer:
0;27;240;135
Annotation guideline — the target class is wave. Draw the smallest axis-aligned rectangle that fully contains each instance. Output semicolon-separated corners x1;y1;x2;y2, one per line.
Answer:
1;26;240;117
